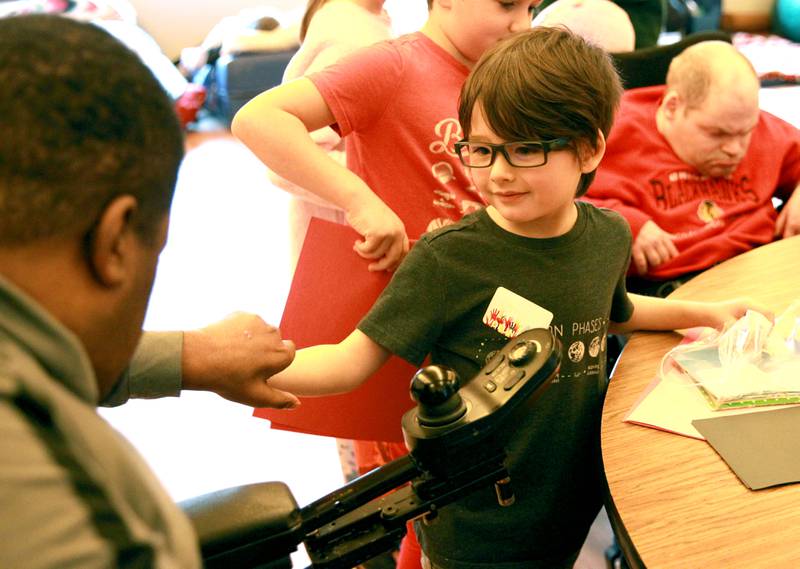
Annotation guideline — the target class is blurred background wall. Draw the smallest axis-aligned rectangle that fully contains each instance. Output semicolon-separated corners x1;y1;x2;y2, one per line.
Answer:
130;0;427;60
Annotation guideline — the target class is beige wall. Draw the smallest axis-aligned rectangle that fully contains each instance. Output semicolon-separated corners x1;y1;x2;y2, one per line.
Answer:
722;0;775;13
130;0;427;61
130;0;304;60
721;0;776;31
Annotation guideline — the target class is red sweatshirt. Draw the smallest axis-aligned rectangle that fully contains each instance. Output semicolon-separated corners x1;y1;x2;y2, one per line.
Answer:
585;85;800;280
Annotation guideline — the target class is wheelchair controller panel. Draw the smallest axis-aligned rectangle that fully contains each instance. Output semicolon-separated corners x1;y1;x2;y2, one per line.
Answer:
402;327;560;467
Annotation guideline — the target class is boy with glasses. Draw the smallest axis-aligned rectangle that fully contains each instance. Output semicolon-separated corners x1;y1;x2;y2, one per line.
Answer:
235;4;539;565
263;27;764;568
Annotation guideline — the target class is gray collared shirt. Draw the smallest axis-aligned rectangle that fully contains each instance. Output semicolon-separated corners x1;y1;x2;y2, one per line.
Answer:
0;275;200;568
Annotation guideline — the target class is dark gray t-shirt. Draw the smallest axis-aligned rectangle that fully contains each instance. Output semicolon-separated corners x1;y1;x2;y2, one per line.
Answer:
359;202;633;568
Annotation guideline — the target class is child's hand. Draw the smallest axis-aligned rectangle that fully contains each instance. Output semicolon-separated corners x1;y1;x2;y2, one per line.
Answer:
706;298;774;330
346;194;409;272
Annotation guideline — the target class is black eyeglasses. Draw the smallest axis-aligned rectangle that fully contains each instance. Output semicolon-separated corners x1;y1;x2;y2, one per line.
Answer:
454;138;571;169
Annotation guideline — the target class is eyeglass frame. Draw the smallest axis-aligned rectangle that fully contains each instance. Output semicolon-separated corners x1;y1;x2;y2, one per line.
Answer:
454;137;572;169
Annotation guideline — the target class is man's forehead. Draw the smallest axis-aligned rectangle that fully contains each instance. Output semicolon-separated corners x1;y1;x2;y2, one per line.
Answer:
688;84;759;125
690;103;760;133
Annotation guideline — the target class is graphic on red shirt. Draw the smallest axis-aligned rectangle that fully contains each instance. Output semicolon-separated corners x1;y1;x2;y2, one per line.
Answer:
649;171;757;210
697;199;725;223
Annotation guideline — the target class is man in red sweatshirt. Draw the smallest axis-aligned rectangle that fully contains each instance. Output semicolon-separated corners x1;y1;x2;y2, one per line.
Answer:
586;40;800;297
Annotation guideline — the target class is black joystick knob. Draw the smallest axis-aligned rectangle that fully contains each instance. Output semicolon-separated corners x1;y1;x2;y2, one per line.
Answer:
507;340;538;366
410;365;468;427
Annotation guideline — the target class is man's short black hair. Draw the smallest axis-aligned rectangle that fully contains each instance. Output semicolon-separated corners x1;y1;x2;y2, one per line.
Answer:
0;15;184;245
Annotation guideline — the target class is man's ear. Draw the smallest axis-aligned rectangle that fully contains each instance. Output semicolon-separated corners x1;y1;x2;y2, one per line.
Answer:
661;91;681;120
578;129;607;173
87;195;139;287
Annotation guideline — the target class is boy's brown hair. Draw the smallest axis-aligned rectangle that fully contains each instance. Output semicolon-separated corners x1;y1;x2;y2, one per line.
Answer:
458;26;622;197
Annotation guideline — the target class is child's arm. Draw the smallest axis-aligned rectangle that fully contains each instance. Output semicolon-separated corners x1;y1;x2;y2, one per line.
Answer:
231;78;408;272
266;329;393;396
609;293;772;334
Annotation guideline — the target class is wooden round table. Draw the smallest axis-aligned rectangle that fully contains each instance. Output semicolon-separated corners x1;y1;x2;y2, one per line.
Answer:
601;236;800;569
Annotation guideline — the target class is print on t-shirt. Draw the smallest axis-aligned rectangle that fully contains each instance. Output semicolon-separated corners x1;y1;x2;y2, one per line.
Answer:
551;317;608;380
426;117;484;233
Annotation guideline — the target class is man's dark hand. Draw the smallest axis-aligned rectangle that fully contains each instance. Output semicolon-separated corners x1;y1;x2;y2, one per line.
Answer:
182;312;300;409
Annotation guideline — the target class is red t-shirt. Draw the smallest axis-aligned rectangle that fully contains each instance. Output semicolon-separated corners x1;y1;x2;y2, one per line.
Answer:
310;37;485;553
585;85;800;280
310;32;485;239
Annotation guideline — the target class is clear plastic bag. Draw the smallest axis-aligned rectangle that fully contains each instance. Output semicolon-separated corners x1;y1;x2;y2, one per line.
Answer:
766;299;800;357
660;300;800;410
718;309;774;367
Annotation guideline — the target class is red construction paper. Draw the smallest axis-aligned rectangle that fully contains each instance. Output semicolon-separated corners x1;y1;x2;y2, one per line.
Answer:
253;218;418;443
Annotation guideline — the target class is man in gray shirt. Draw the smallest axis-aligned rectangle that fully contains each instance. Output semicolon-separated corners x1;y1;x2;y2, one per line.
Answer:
0;14;296;568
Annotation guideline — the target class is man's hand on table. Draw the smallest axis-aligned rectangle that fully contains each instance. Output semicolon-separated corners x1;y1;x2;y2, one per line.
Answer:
632;220;680;275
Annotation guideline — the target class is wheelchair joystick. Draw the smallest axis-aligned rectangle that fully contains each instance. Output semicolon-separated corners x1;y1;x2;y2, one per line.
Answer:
410;365;467;427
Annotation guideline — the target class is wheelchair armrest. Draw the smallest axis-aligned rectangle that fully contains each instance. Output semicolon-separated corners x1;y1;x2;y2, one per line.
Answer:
180;481;302;569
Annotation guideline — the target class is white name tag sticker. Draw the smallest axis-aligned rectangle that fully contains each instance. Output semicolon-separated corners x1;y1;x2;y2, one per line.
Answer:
482;287;554;338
